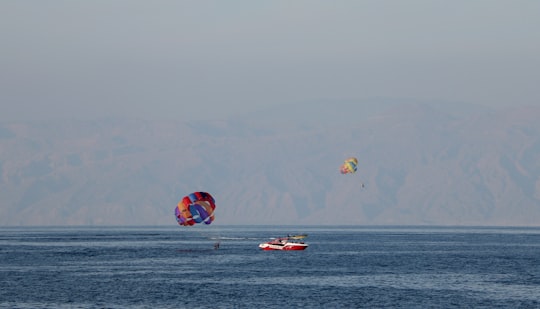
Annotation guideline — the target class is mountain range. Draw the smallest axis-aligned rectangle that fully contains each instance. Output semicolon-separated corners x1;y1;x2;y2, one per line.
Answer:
1;100;539;226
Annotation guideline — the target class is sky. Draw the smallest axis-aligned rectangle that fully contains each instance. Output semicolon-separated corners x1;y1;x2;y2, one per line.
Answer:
1;1;539;122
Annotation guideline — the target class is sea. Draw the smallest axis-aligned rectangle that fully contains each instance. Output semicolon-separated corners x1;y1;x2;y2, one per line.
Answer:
1;225;540;309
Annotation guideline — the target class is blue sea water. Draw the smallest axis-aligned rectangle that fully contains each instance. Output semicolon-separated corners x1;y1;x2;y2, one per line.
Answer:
1;226;540;308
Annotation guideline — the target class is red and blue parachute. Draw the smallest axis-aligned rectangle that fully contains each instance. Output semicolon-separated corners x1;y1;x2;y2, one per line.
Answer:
175;191;216;226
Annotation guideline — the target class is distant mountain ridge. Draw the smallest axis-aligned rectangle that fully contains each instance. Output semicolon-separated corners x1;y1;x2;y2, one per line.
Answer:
1;101;539;226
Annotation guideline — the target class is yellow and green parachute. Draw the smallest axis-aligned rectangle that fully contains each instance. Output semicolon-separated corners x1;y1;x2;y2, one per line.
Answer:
340;157;358;174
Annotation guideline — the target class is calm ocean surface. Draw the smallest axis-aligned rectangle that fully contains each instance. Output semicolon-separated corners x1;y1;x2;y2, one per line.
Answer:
1;225;540;308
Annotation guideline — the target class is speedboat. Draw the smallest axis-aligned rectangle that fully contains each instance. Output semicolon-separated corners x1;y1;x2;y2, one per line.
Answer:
259;237;308;251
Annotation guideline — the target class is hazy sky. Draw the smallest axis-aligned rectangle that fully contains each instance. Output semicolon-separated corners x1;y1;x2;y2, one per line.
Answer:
1;1;539;121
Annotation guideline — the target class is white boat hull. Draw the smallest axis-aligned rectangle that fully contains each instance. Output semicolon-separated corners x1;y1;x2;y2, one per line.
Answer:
259;241;308;251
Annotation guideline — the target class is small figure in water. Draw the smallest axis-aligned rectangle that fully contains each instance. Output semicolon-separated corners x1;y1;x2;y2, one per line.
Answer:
214;242;220;250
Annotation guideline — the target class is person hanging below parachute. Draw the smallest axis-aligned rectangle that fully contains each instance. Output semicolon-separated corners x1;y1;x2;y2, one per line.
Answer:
175;191;216;226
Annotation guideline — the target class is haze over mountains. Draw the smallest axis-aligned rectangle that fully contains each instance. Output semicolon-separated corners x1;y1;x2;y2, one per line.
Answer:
1;100;539;226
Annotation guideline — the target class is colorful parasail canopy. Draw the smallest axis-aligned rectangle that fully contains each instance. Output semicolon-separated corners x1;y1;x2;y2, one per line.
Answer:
175;191;216;226
340;157;358;174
